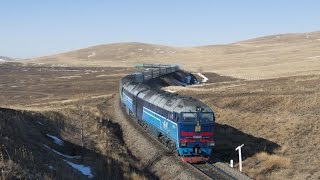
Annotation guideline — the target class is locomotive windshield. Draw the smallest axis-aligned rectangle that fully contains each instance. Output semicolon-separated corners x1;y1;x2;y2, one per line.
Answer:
182;112;214;122
182;113;197;121
200;113;214;122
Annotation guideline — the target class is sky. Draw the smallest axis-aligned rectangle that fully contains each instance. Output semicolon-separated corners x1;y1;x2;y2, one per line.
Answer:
1;0;320;58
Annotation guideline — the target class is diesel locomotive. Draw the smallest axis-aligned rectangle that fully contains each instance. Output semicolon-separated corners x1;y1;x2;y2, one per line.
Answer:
119;65;215;163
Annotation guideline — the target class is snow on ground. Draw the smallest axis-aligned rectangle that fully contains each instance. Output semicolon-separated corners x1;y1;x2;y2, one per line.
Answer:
88;52;96;58
197;73;209;83
164;89;176;93
305;34;310;39
51;69;80;72
43;144;81;159
46;134;64;146
64;160;94;179
308;55;320;59
84;70;99;73
95;74;109;77
0;59;6;62
51;64;67;67
37;121;44;126
57;75;82;79
48;165;55;170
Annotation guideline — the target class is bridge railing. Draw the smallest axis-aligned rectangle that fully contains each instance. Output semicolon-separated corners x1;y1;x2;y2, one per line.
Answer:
133;64;180;82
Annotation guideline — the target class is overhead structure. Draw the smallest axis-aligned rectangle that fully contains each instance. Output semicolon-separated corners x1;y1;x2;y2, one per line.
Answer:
133;64;181;83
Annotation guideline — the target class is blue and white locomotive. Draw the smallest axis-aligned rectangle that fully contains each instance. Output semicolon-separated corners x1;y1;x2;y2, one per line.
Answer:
119;66;215;163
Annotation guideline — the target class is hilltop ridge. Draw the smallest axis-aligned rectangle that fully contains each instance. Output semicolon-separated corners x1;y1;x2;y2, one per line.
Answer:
25;31;320;79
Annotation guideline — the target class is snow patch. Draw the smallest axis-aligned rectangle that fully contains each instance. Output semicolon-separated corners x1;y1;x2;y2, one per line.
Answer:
37;121;44;126
96;74;110;77
307;56;320;59
85;70;99;73
64;160;94;179
305;34;310;39
51;64;67;67
57;75;82;79
88;52;96;58
46;134;64;146
43;144;81;159
197;73;209;83
0;59;6;62
51;69;80;72
48;165;55;170
164;89;176;93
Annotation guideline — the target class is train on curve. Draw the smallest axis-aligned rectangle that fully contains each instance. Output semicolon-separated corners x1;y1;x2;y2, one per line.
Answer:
119;64;215;163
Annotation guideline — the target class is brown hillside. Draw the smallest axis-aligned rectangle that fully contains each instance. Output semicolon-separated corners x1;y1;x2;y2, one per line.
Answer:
26;31;320;79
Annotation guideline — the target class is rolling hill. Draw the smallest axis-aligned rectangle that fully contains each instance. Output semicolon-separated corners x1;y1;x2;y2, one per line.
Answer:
0;56;16;62
26;31;320;79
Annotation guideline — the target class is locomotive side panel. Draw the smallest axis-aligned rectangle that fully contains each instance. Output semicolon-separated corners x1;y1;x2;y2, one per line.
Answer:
142;106;178;143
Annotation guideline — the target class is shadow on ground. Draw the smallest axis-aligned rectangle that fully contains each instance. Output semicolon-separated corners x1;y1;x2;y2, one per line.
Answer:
213;123;280;163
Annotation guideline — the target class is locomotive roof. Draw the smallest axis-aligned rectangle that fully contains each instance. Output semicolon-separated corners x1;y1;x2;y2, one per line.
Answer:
149;90;212;114
123;81;213;114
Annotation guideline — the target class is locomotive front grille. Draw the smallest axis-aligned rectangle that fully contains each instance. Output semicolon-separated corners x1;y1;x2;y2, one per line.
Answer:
194;146;201;155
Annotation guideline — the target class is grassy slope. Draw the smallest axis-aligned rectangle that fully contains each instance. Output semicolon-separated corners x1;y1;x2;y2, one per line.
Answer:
164;74;320;179
0;65;154;179
27;31;320;79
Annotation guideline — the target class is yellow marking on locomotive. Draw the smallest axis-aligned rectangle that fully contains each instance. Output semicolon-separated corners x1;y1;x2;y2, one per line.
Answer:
195;121;201;132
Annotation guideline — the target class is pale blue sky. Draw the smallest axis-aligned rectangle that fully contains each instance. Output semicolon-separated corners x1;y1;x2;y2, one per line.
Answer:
1;0;319;58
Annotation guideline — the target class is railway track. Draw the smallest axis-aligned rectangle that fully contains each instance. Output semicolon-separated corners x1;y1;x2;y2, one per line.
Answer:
193;163;236;180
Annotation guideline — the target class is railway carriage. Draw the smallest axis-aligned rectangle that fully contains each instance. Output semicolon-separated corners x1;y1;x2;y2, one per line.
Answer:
120;69;215;163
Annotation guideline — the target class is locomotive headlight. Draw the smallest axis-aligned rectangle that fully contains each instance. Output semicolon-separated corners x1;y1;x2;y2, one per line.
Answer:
208;142;215;147
180;142;187;147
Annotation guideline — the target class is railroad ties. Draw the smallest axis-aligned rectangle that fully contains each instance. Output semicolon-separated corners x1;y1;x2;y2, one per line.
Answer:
193;163;237;180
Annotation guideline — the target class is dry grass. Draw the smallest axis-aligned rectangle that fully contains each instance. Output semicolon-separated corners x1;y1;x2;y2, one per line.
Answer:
245;152;291;179
2;60;319;179
0;105;155;179
256;152;291;169
26;31;320;79
130;171;148;180
170;74;320;179
0;159;26;179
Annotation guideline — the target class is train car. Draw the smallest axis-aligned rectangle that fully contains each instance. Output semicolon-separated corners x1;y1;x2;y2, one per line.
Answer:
119;70;215;163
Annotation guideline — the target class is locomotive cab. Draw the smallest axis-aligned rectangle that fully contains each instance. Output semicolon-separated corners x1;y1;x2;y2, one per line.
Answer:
178;110;215;163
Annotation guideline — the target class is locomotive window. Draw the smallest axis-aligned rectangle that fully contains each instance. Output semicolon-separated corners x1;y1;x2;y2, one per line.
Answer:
200;113;213;122
182;113;196;122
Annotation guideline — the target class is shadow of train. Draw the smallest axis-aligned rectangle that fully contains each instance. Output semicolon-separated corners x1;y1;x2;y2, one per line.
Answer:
213;123;280;163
